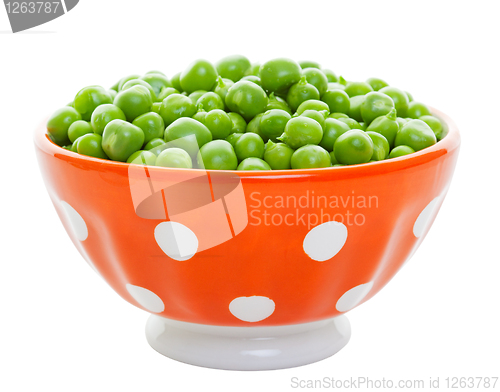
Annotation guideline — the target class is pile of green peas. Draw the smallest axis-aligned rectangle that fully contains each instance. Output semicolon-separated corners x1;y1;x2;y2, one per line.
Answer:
47;56;446;170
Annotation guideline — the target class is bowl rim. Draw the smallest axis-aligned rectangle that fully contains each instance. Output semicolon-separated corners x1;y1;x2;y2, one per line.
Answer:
35;107;460;178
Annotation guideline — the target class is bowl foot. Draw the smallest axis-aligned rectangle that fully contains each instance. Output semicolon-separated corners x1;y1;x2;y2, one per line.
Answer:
145;315;351;370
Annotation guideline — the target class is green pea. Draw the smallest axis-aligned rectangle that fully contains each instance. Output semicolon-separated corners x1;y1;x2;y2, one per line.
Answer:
344;81;374;97
405;91;414;102
296;99;330;115
245;113;268;142
329;150;338;165
228;112;247;134
170;72;183;92
68;120;92;143
299;109;328;129
237;157;271;170
291;145;331;169
158;87;180;102
215;55;251;82
197;140;238;170
114;85;153;122
71;140;79;152
76;133;108;159
278;116;323;149
151;102;162;114
407;101;431;119
317;67;337;82
264;140;294;170
240;75;261;86
328;82;346;90
366;77;389;91
366;131;390;161
213;76;234;109
140;73;172;98
62;145;72;151
260;109;292;141
334;129;374;165
225;80;268;121
360;91;395;125
74;86;112;121
156;148;193;168
299;60;321;69
164;117;212;156
379;86;409;117
127;150;157;166
365;109;399;148
47;106;82;146
148;144;168;156
302;67;328;96
321;89;350;114
234;133;265;161
245;63;261;76
329;112;349;119
108;89;117;100
204;109;232;140
121;79;157;102
189;90;208;106
388;145;416;158
90;104;126;135
180;59;218;94
102;119;145;161
197;92;225;111
319;118;350;151
159;93;196;126
226;133;244;148
337;117;363;130
132;112;165;146
419;115;444;140
145;70;166;76
193;104;207;123
286;76;320;112
259;58;302;94
394;119;436;151
117;74;141;91
396;117;408;129
266;92;292;114
144;138;165;150
348;95;366;122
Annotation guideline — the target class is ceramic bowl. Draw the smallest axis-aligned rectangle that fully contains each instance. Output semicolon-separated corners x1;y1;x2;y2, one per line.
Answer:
34;108;460;370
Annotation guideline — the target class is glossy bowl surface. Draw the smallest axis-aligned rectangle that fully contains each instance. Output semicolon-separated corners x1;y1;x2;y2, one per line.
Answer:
34;109;460;326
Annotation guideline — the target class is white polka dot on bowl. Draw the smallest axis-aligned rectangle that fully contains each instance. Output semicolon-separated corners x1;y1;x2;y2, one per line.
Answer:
60;201;88;241
126;284;165;313
413;197;441;238
154;221;198;261
229;296;275;322
303;221;348;262
336;282;374;312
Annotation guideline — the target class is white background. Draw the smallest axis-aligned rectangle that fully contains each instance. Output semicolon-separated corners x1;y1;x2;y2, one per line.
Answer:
1;1;499;391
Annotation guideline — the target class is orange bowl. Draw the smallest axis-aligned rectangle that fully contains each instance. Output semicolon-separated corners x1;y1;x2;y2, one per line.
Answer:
34;108;460;370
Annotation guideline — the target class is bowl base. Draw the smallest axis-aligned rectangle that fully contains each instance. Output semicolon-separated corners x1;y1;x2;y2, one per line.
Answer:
145;315;351;370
